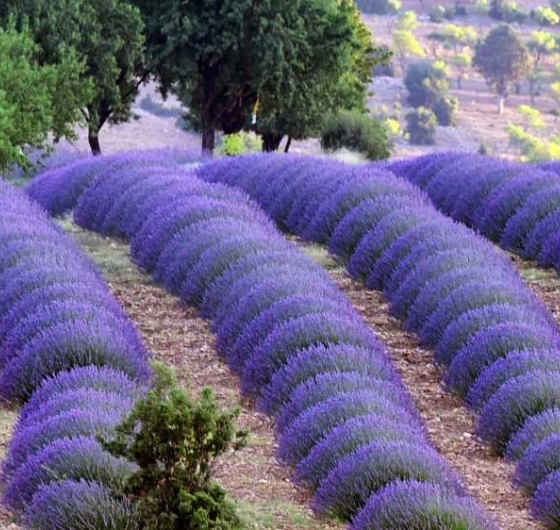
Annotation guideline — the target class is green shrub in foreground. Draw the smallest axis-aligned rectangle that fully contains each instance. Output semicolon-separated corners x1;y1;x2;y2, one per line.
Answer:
102;362;247;530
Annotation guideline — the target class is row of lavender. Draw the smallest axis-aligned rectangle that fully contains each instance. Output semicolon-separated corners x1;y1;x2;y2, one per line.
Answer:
387;153;560;272
27;153;494;529
0;180;152;529
198;154;560;528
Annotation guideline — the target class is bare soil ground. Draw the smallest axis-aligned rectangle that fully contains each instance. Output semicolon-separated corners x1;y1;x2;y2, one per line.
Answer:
55;216;543;530
60;220;342;530
295;240;541;530
363;8;560;159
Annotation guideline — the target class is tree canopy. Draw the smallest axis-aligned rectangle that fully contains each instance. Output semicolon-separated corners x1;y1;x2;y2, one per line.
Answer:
132;0;388;154
473;25;529;114
0;24;91;171
1;0;146;155
255;1;388;152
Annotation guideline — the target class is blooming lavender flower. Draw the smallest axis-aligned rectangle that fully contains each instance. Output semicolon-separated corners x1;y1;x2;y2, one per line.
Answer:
313;441;463;520
24;478;138;530
506;409;560;461
351;480;498;530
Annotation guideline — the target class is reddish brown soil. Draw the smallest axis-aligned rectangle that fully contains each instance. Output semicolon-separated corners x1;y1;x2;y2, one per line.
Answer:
296;240;542;530
63;223;341;530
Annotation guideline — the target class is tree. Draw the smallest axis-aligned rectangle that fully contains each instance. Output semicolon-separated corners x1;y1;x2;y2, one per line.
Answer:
473;25;530;115
528;31;558;68
427;25;477;88
1;0;146;155
527;31;557;103
132;0;312;153
393;15;425;74
255;1;389;152
134;0;387;155
0;25;91;172
321;110;392;160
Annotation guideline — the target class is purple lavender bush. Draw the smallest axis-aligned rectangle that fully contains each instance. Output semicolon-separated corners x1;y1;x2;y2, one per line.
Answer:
0;181;150;529
26;151;496;528
197;153;560;528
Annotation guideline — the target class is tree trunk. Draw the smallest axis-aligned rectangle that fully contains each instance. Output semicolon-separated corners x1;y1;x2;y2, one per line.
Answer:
457;75;462;90
284;136;292;154
497;95;505;115
88;133;102;156
201;125;215;155
263;134;283;152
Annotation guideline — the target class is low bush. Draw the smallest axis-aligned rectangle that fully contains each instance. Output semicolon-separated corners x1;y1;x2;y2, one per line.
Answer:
321;110;392;161
103;363;247;530
405;108;437;145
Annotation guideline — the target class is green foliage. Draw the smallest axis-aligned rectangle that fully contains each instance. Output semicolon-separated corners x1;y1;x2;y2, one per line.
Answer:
393;29;425;73
356;0;400;14
427;24;476;88
507;123;560;161
429;5;458;22
1;0;146;155
527;31;558;67
0;24;91;172
405;108;437;145
405;63;448;108
321;110;392;161
533;6;560;26
134;0;386;153
255;1;388;150
404;62;457;125
519;105;545;130
428;24;477;52
102;363;247;530
433;95;459;126
489;0;528;22
216;133;262;157
473;25;530;107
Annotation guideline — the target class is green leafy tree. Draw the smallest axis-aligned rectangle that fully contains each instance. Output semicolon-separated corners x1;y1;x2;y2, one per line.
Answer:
102;363;247;530
1;0;146;155
427;25;477;88
528;31;558;67
393;11;425;73
0;25;91;172
134;0;387;154
255;2;389;152
526;31;557;103
473;25;530;115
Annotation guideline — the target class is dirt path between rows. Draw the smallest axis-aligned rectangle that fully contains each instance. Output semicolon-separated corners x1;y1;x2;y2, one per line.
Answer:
61;221;341;530
296;241;540;530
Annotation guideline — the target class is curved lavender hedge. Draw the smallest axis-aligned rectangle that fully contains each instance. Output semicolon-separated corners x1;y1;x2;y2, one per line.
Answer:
26;148;203;217
198;153;560;528
0;181;151;528
387;153;560;274
26;153;495;529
